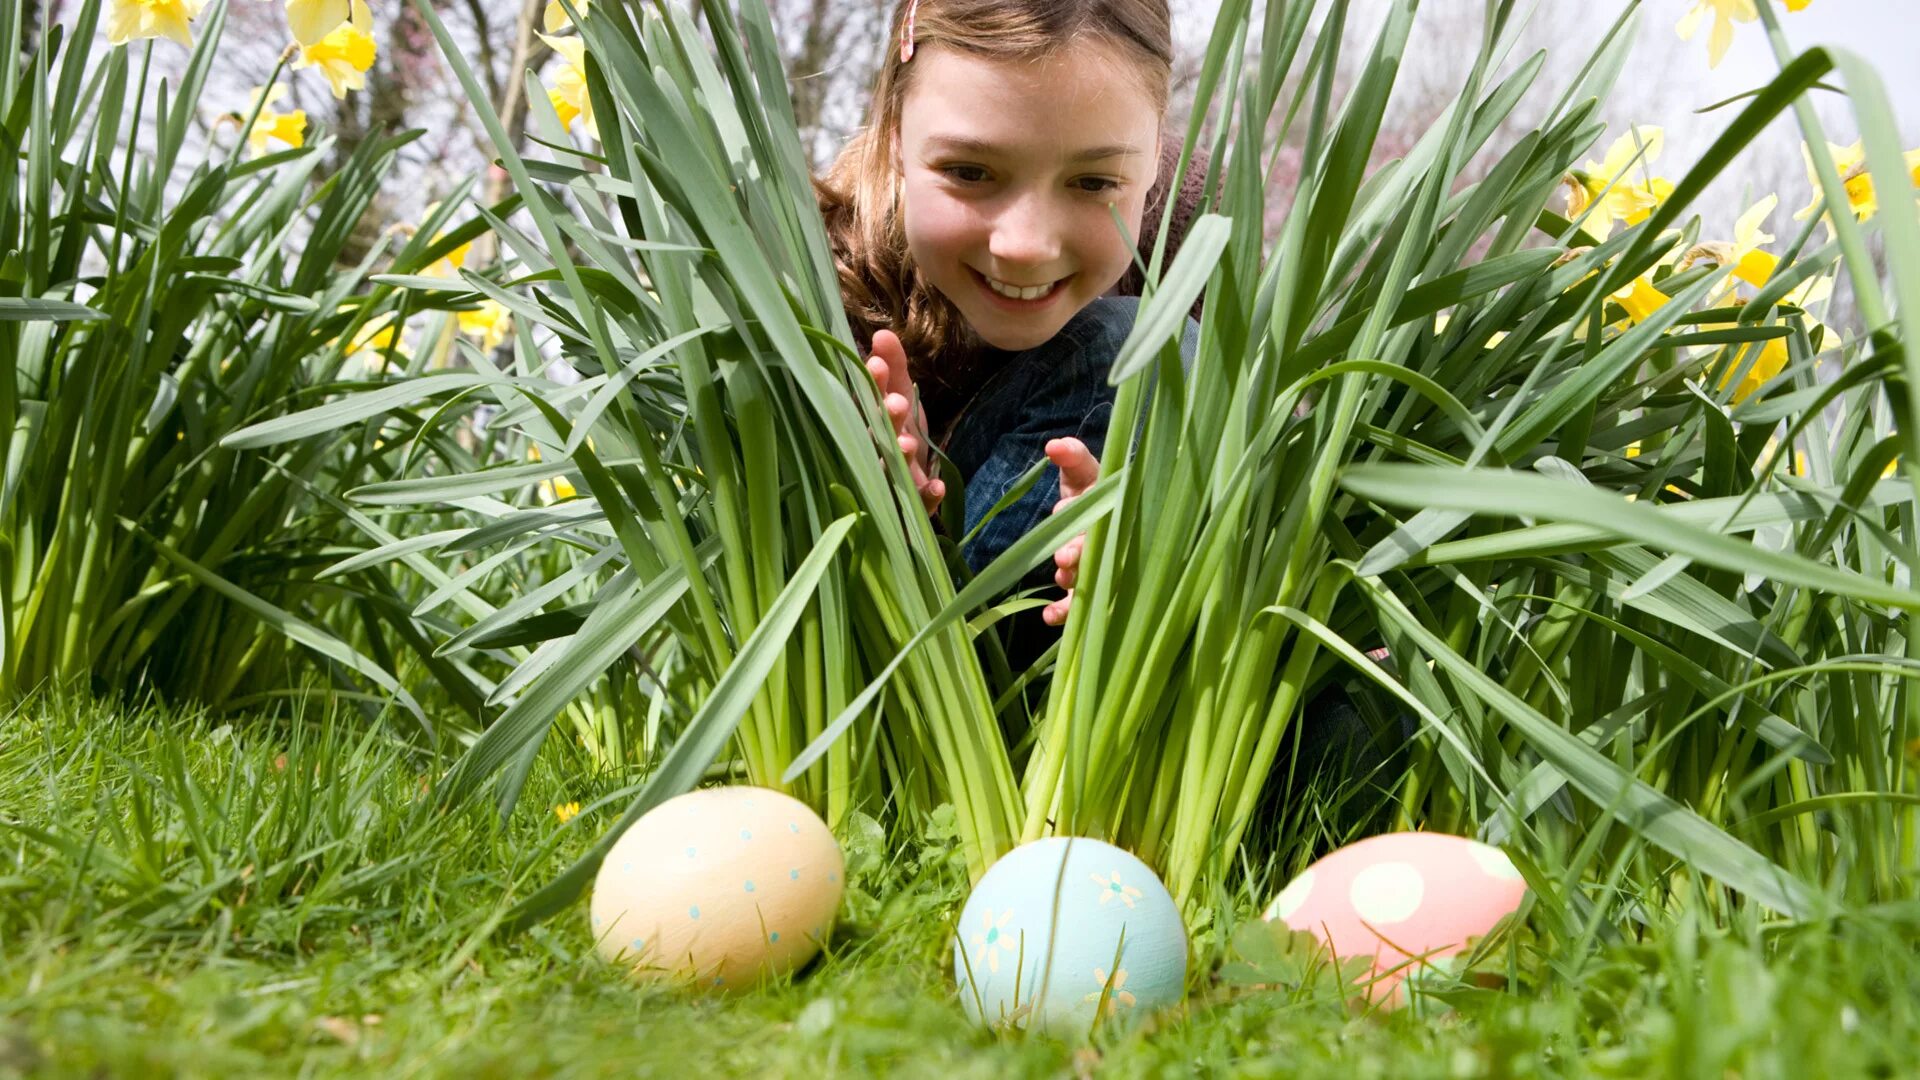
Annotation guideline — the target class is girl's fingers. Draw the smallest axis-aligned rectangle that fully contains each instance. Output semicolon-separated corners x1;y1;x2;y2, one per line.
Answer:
903;445;940;513
1054;535;1085;587
1054;545;1081;587
1055;535;1085;568
868;331;940;517
1042;591;1072;626
874;331;931;445
900;434;934;482
1046;437;1099;503
871;330;915;401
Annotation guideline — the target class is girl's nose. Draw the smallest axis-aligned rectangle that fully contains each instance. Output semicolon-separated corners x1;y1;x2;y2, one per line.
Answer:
987;191;1064;268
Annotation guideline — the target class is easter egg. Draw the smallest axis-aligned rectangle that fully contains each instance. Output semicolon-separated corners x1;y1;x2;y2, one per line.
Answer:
952;837;1186;1035
590;786;844;990
1265;831;1527;1003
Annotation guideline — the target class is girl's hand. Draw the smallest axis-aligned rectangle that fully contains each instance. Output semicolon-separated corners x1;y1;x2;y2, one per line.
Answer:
1042;437;1098;626
867;329;945;515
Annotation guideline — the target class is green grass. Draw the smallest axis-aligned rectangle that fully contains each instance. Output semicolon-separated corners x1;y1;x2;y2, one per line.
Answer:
4;694;1917;1078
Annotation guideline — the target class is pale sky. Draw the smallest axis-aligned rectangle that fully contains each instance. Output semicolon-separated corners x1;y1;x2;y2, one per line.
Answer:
70;0;1915;248
1320;1;1920;235
1609;0;1919;233
1701;0;1920;134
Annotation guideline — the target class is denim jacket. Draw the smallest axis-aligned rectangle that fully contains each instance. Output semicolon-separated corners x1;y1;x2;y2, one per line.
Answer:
936;298;1397;771
941;296;1201;575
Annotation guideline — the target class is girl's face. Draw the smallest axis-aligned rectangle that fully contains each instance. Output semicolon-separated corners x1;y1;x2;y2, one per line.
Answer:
896;41;1162;352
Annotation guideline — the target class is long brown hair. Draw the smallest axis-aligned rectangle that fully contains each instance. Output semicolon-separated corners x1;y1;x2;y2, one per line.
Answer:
815;0;1175;414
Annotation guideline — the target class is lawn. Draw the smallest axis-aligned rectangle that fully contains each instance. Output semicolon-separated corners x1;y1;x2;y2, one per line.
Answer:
9;0;1920;1074
3;695;1915;1078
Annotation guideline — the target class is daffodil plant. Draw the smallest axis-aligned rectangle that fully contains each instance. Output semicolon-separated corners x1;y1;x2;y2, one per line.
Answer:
251;0;1920;942
0;0;459;715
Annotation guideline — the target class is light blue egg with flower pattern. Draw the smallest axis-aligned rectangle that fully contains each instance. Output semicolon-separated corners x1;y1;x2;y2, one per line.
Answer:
952;837;1186;1035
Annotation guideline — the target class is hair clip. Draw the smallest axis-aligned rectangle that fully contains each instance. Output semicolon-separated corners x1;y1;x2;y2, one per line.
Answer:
900;0;920;62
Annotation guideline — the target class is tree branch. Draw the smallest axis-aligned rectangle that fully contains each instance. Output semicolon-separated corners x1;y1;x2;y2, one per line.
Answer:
462;0;502;107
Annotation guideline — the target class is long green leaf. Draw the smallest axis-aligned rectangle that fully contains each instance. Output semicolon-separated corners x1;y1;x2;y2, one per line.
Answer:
495;513;858;932
1345;464;1920;611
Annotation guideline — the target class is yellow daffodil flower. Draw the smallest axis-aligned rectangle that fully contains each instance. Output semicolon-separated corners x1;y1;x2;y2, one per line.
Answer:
458;299;512;351
425;235;471;278
355;323;404;353
1725;193;1778;288
1676;1;1754;69
291;0;377;100
1707;313;1836;406
244;84;308;158
1758;436;1809;477
1676;0;1812;67
414;202;474;278
1680;194;1777;302
1432;311;1507;347
287;0;348;45
344;316;409;375
528;445;578;503
1723;336;1787;404
1612;275;1671;326
1572;240;1679;333
108;0;207;47
543;0;589;32
432;244;470;278
1621;442;1692;498
539;33;599;141
1683;194;1835;311
1566;127;1672;240
1795;139;1920;232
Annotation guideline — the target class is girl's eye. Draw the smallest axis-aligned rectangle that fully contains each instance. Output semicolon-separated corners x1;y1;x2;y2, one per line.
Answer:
941;165;990;184
1075;177;1122;195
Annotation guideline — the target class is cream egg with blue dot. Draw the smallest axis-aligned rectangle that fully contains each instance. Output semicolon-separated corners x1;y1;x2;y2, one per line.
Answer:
590;786;845;991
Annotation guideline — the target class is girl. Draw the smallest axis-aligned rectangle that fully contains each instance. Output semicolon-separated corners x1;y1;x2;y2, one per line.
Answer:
814;0;1210;628
815;0;1395;804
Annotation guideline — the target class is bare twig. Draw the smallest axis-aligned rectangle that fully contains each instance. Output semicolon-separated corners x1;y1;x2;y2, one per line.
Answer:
476;0;551;259
462;0;502;107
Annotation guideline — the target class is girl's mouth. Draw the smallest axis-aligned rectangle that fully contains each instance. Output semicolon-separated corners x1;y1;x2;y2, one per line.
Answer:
971;267;1068;311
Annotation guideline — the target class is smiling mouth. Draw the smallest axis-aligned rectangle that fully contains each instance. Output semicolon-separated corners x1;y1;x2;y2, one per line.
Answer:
972;267;1068;306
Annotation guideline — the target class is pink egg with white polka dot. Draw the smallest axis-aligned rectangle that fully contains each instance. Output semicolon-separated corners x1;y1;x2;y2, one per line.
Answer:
1264;832;1527;1004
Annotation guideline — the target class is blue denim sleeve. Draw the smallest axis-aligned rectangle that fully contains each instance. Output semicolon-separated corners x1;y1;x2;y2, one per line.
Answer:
952;297;1200;575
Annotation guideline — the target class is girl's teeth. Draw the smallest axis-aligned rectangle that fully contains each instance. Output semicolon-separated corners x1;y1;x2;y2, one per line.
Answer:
987;275;1055;301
